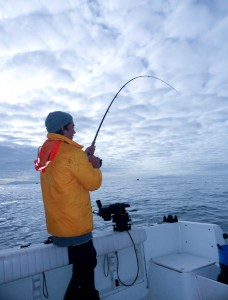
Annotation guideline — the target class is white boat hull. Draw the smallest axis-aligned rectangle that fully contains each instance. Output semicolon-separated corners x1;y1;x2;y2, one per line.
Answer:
0;221;227;300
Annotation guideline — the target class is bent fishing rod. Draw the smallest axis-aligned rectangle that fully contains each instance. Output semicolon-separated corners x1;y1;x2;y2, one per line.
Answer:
91;75;177;147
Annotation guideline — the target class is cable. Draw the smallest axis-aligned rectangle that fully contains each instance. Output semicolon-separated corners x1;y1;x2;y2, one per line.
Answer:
115;230;140;286
42;272;49;298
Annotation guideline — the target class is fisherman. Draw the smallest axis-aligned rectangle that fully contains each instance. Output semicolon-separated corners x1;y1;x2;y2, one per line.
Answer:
34;111;102;300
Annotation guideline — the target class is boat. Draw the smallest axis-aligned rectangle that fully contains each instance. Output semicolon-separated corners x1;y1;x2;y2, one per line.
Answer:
0;200;227;300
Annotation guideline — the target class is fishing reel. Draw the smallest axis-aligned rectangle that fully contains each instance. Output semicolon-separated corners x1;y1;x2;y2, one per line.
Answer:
95;200;131;232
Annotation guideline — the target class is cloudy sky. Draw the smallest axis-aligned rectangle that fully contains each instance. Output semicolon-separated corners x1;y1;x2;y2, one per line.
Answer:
0;0;228;183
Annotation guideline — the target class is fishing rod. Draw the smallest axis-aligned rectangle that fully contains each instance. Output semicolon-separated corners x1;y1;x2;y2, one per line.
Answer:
91;75;177;147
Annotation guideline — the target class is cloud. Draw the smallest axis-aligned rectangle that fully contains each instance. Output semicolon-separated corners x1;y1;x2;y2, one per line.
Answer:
0;0;228;179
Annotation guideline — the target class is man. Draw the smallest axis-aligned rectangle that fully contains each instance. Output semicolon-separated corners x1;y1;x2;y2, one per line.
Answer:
34;111;102;299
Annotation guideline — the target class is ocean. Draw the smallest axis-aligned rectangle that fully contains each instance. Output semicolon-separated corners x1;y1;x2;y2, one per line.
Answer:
0;175;227;250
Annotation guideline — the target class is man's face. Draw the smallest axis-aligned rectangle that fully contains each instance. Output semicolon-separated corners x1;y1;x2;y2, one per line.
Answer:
63;122;75;140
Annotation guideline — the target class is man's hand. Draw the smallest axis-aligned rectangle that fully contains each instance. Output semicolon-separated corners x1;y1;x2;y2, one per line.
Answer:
88;155;102;169
85;146;95;156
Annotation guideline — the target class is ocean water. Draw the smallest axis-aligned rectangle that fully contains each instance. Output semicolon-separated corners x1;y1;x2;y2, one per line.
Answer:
0;175;227;250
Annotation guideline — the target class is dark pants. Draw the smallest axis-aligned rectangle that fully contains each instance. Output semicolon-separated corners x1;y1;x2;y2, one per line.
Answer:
218;263;228;284
64;239;100;300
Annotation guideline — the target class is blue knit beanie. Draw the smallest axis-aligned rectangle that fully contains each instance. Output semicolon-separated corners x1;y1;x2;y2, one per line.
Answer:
45;111;73;133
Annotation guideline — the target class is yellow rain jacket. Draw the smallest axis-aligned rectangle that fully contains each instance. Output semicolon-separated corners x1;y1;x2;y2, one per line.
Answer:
37;133;102;237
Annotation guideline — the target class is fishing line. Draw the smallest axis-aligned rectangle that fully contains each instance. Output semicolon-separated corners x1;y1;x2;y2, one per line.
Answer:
91;75;177;147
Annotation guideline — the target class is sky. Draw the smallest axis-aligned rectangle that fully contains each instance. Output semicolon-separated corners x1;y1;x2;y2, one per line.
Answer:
0;0;228;183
